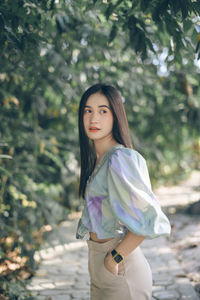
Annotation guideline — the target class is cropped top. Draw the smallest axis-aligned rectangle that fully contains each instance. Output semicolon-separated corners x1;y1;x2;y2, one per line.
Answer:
76;144;171;240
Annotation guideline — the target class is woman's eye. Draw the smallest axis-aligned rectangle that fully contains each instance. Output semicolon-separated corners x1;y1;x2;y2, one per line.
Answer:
84;109;107;114
84;109;91;113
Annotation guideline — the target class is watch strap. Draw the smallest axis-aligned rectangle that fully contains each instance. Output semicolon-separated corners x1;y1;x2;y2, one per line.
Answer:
111;249;124;264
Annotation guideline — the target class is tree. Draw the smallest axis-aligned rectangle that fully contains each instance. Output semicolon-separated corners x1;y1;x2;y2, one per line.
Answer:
0;0;200;297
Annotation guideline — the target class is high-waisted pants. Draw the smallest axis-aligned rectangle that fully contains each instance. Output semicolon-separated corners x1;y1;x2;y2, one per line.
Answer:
87;237;152;300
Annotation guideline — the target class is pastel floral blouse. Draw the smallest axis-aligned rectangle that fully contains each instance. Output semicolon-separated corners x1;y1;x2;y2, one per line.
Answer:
76;144;171;240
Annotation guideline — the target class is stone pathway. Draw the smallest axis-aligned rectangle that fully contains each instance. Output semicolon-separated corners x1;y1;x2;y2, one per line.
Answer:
168;213;200;293
26;171;200;300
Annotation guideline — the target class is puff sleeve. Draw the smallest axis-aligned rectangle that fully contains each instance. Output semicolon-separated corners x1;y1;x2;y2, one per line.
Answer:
107;149;171;239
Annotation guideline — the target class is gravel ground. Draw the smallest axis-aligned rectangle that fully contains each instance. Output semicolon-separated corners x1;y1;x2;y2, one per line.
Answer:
168;213;200;297
155;170;200;298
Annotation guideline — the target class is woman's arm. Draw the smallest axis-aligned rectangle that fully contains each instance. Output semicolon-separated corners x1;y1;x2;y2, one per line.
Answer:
104;231;145;275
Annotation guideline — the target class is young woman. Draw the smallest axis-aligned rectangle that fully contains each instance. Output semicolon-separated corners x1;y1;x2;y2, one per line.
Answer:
76;83;171;300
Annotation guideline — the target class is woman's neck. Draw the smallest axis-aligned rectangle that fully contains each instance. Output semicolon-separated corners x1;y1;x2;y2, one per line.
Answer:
93;139;121;165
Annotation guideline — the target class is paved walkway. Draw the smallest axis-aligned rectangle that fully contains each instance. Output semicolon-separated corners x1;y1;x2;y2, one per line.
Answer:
27;171;200;300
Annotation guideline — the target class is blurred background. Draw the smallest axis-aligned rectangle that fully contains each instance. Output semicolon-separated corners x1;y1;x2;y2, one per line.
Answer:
0;0;200;298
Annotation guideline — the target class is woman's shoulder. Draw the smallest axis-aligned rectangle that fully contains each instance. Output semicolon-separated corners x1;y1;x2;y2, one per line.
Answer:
110;146;146;165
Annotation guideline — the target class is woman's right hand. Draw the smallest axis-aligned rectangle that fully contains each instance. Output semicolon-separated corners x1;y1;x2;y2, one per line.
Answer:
104;253;119;275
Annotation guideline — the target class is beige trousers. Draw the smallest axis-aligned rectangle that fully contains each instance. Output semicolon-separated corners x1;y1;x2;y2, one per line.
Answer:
87;238;152;300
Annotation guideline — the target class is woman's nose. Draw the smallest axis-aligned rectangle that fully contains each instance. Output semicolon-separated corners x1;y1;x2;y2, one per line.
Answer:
90;112;100;122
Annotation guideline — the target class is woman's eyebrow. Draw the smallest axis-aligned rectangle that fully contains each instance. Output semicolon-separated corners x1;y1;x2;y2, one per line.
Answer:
84;105;110;109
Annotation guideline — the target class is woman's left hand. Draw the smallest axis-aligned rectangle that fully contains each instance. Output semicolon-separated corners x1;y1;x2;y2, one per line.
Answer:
104;253;119;275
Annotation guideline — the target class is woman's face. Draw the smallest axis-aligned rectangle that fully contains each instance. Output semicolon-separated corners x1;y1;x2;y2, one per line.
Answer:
83;92;114;141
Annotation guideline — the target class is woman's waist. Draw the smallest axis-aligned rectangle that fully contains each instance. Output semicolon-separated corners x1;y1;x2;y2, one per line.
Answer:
89;232;113;243
88;232;143;260
87;233;122;252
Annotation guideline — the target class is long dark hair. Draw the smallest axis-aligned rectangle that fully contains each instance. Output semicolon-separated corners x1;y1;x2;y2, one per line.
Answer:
78;83;133;199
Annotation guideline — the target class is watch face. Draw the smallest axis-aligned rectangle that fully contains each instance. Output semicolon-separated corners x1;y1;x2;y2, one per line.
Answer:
114;254;123;263
111;249;123;264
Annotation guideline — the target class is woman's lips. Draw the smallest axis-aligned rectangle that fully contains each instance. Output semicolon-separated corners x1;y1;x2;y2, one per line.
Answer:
89;127;100;132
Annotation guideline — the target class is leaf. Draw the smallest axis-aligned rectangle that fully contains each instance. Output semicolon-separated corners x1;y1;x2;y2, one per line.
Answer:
171;0;181;15
152;0;169;23
180;0;189;20
43;150;65;169
0;166;11;176
50;0;55;10
195;40;200;54
183;20;193;32
105;0;124;20
192;2;200;15
109;24;118;43
140;0;150;11
105;3;114;20
0;13;5;28
135;30;144;53
127;15;137;32
0;154;12;159
145;36;155;53
56;15;67;34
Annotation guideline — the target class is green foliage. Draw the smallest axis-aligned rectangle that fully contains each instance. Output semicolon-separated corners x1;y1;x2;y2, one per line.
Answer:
0;0;200;297
95;0;200;60
1;278;35;299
